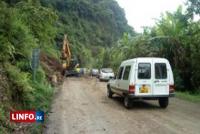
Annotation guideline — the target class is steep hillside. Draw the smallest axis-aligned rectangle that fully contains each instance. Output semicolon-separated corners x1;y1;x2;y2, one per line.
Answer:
41;0;135;67
0;1;62;133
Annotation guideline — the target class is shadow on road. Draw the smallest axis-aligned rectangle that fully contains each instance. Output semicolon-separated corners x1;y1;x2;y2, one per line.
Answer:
112;96;160;110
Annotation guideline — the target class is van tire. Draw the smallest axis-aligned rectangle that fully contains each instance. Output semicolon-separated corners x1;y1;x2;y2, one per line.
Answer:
107;85;113;98
124;96;132;109
159;97;168;108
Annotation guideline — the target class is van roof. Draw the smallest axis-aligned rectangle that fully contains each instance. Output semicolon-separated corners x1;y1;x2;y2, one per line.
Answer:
121;57;168;64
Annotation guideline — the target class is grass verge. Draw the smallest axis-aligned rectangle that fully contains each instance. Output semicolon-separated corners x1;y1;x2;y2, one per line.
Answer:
176;91;200;103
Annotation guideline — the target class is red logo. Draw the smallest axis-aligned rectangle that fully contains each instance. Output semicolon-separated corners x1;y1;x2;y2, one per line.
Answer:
10;111;36;123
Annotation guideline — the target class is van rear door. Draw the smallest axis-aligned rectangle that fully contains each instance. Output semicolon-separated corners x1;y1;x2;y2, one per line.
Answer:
135;60;153;96
152;62;169;95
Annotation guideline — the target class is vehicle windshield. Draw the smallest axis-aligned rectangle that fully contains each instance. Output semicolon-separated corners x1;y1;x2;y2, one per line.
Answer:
101;68;113;73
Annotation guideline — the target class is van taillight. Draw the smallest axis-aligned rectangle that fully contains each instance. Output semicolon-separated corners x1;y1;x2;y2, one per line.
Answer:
129;85;135;93
169;85;175;93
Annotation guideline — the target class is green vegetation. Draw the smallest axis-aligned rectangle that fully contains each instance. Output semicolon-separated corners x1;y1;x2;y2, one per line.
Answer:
176;92;200;103
0;0;58;133
108;2;200;94
0;0;200;133
40;0;135;67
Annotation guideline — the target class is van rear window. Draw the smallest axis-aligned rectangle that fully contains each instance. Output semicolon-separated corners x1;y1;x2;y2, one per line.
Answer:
138;63;151;79
155;63;167;79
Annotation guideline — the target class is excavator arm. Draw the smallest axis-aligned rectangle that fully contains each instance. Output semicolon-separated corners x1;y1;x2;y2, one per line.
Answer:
61;34;80;76
61;34;71;69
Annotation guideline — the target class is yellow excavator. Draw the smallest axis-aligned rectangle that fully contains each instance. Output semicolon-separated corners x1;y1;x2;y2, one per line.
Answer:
61;34;80;76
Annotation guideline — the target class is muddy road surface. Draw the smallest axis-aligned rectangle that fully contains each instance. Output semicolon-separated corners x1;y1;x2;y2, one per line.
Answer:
45;77;200;134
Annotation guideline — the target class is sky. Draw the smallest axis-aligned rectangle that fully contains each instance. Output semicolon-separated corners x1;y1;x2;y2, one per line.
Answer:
116;0;186;32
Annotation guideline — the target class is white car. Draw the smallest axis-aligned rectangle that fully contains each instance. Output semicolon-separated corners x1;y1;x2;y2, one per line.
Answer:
107;57;175;109
99;68;114;81
90;69;99;76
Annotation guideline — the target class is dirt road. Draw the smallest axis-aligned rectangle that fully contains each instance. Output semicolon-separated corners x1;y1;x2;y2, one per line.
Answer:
45;77;200;134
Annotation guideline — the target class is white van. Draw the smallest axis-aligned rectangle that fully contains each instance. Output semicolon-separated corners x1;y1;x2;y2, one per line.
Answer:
107;57;175;109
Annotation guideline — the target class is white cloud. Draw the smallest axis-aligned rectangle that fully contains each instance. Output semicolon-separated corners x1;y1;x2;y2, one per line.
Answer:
116;0;186;32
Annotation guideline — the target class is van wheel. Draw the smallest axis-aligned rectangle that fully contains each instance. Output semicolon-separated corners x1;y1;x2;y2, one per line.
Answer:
124;96;132;109
159;97;168;108
107;86;113;98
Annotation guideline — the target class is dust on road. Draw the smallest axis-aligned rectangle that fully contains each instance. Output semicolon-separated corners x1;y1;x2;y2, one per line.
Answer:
45;77;200;134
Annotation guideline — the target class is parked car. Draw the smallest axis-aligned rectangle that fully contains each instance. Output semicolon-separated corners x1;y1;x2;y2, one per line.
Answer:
107;57;175;109
99;68;114;81
90;68;99;76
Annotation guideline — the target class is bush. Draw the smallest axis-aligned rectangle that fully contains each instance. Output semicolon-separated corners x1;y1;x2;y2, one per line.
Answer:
173;69;184;91
0;105;14;133
24;67;54;111
5;63;33;108
5;63;53;111
27;81;53;111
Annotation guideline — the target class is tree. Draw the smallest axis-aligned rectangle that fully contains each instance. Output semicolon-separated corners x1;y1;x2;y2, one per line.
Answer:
109;6;200;93
187;0;200;16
